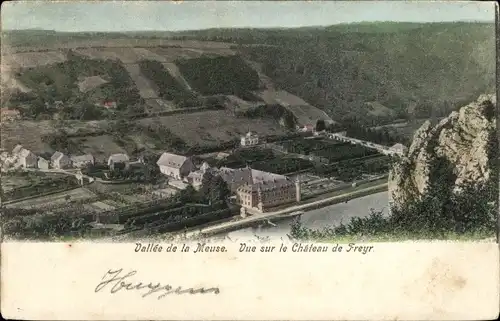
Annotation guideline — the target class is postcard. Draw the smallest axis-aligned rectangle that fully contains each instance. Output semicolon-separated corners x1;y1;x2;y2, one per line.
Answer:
1;1;499;320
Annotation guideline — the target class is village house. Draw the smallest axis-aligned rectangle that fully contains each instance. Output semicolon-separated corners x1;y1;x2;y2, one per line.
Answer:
37;157;49;170
156;152;195;180
186;162;213;190
107;153;130;171
1;108;21;122
71;154;95;168
17;148;38;168
100;101;117;109
51;151;72;169
240;131;259;147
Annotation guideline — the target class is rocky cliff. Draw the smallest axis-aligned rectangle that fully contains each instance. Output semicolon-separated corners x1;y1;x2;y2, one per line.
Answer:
388;94;497;210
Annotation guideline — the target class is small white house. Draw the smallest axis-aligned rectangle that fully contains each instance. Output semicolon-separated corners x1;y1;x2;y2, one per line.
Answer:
71;154;95;168
156;152;195;180
240;131;259;147
37;157;49;170
108;153;130;171
51;151;71;169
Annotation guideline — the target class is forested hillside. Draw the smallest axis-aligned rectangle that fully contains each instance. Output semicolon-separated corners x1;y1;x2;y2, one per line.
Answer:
172;22;495;124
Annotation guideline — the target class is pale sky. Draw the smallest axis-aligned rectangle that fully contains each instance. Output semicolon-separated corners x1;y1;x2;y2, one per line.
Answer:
1;1;497;32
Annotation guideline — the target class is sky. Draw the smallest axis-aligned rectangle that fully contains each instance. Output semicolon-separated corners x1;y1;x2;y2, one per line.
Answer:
1;1;497;32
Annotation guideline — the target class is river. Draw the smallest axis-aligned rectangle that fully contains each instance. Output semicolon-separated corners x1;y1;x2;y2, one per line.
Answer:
221;191;389;240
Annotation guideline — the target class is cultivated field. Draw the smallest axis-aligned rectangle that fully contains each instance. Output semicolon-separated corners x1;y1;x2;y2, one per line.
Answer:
83;201;116;212
162;47;208;60
1;175;34;193
225;95;265;112
1;119;112;153
138;109;286;146
124;64;160;99
4;51;68;68
1;120;57;154
5;39;234;53
5;187;97;209
73;48;121;61
257;89;335;125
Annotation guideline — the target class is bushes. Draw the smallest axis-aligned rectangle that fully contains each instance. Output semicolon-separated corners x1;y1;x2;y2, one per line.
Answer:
128;204;231;231
240;104;297;130
281;139;377;162
252;158;314;175
341;122;411;147
2;212;92;240
3;175;79;201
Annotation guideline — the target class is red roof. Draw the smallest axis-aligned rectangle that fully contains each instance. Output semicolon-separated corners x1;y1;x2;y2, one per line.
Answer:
102;101;117;108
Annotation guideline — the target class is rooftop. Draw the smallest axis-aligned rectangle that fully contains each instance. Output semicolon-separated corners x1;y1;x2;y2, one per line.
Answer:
71;154;94;162
51;151;65;162
12;144;23;154
19;148;34;158
108;153;130;164
157;152;189;169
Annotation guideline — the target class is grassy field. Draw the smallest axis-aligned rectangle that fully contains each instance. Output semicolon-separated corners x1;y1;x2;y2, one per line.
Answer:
123;64;160;99
70;135;128;162
3;50;68;68
256;90;334;126
137;109;286;146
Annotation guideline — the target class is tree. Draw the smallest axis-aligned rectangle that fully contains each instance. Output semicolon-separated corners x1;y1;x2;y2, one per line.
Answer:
209;175;231;205
178;185;198;203
315;119;326;132
200;171;215;200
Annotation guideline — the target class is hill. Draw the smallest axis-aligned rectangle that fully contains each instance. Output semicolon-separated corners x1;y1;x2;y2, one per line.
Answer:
171;22;495;125
1;22;495;149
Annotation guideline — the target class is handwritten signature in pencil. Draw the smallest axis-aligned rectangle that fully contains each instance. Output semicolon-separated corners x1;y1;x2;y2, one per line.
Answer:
95;268;220;300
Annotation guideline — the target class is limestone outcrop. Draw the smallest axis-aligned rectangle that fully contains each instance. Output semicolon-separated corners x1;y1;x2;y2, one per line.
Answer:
388;94;497;210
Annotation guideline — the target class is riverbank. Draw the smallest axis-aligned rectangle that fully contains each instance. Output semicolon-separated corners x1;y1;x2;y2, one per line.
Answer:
173;182;388;240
